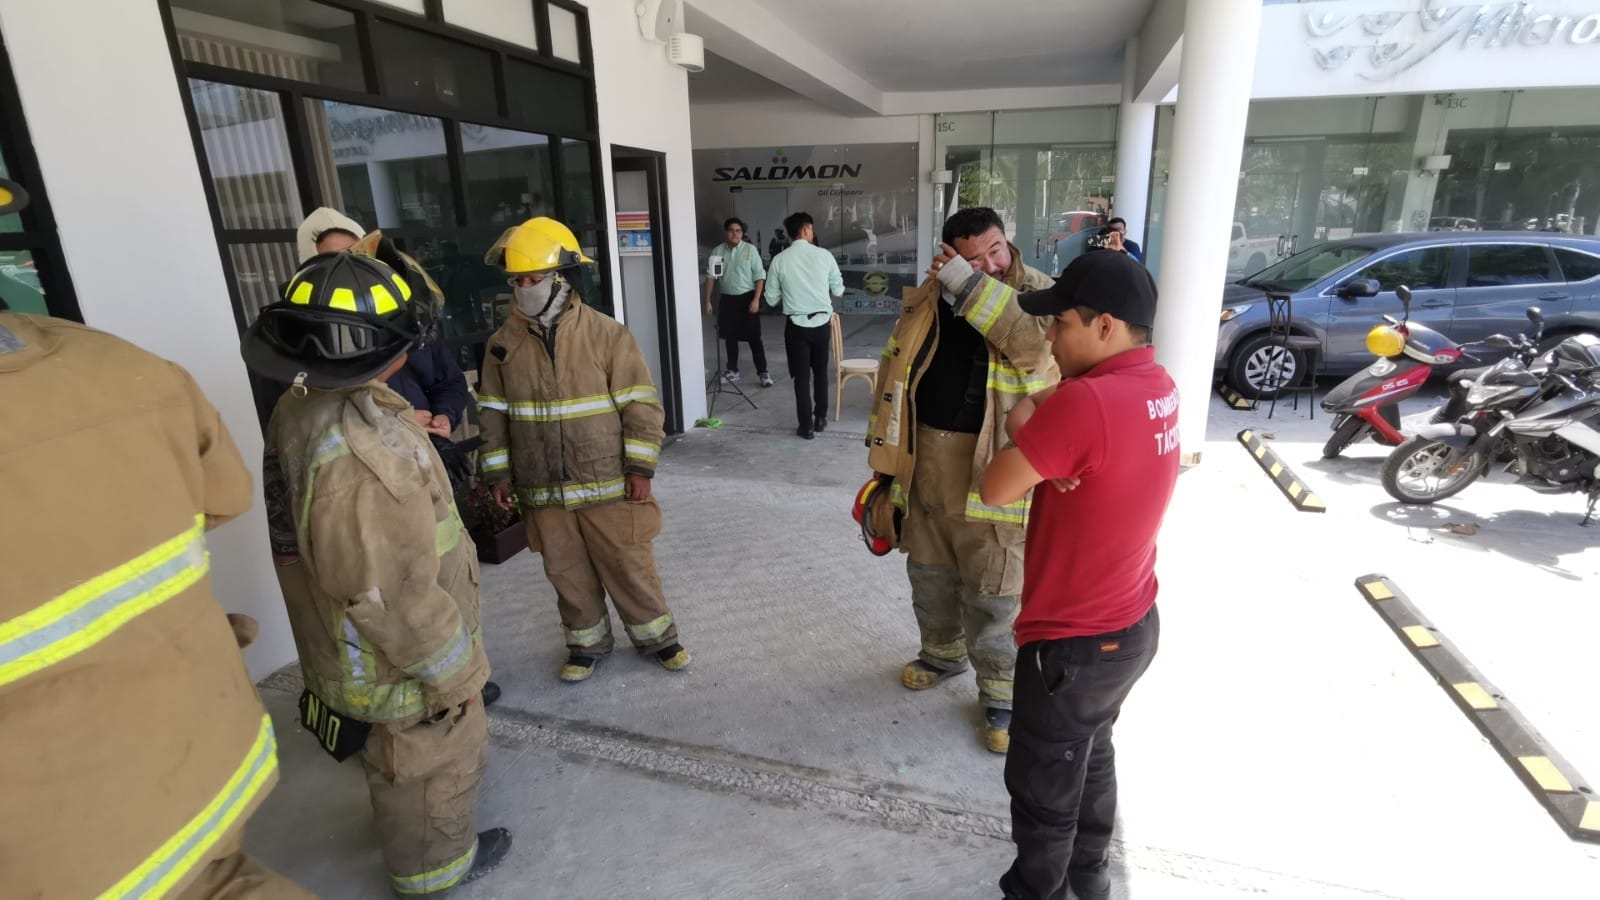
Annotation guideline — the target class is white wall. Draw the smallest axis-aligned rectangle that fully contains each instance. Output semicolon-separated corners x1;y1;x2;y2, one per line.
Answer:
691;96;921;149
568;0;706;426
0;0;295;679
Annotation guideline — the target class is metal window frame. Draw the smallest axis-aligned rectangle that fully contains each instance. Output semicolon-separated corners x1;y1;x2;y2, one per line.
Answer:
156;0;610;348
0;32;82;321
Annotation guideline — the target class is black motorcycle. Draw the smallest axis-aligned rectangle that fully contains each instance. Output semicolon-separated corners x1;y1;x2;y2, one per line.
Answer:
1380;313;1600;525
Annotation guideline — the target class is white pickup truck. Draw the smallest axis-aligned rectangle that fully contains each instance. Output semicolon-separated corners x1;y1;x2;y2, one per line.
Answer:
1227;222;1288;278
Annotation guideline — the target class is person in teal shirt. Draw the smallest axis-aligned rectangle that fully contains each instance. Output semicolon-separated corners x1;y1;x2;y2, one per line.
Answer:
764;211;844;439
703;218;771;386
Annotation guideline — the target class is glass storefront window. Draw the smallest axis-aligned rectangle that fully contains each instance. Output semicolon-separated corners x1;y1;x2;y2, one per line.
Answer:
374;21;498;119
0;144;20;235
310;99;454;230
172;0;364;92
461;124;555;226
562;138;596;224
0;249;46;315
934;107;1118;275
189;80;304;230
570;227;610;317
228;242;300;325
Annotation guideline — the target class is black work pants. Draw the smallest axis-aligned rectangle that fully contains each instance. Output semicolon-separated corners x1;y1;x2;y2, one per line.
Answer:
999;606;1160;900
725;337;769;374
718;291;767;372
784;320;830;430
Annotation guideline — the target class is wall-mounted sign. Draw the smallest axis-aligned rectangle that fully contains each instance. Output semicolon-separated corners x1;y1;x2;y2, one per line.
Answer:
1305;1;1600;81
617;211;652;255
693;144;917;314
1256;0;1600;98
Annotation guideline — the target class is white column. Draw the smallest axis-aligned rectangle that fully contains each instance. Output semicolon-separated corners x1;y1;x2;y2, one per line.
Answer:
1153;0;1263;465
1114;37;1157;246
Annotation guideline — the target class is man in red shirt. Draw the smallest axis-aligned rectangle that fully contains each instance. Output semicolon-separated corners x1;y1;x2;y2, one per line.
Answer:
930;247;1179;900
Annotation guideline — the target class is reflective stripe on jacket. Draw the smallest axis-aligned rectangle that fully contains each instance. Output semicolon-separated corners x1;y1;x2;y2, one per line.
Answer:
0;312;277;899
866;250;1058;529
264;381;488;725
477;296;665;511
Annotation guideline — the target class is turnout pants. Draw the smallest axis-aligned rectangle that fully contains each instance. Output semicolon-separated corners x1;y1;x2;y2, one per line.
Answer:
784;320;830;429
902;426;1022;710
1000;606;1160;900
173;837;314;899
525;498;680;655
362;700;489;897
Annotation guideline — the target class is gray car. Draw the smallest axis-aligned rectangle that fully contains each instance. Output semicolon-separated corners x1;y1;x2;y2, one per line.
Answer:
1215;232;1600;398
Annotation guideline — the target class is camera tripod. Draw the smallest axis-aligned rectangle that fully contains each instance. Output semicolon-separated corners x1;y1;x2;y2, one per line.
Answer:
706;316;756;415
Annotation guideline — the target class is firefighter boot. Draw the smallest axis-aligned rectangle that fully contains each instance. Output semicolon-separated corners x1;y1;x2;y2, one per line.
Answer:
984;707;1011;754
457;828;513;889
901;658;968;690
559;654;602;683
398;828;513;897
654;643;692;671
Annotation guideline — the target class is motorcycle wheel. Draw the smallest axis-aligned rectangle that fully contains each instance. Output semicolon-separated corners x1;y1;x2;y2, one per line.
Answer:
1322;416;1368;459
1380;436;1486;504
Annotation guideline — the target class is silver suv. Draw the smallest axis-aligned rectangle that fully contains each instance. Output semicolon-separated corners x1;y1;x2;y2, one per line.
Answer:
1215;232;1600;398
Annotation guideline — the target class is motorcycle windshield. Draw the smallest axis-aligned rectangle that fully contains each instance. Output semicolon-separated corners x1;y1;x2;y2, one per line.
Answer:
1478;357;1541;387
1403;323;1457;356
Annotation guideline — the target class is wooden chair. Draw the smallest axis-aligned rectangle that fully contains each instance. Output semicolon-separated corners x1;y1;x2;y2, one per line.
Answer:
831;312;879;421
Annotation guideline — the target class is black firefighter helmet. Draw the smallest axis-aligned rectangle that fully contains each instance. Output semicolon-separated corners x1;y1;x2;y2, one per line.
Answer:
241;251;428;389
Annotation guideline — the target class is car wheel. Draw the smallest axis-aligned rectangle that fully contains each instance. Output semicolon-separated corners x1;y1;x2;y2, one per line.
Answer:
1246;253;1268;273
1226;333;1303;400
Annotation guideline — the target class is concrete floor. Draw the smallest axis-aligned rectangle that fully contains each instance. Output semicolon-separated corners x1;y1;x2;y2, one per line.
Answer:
243;319;1600;898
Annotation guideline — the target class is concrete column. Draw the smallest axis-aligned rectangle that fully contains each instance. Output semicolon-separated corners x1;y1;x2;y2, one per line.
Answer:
1152;0;1264;464
1114;37;1157;245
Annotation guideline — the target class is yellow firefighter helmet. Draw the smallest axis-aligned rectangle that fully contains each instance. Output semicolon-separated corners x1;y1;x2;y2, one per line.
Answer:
486;216;596;275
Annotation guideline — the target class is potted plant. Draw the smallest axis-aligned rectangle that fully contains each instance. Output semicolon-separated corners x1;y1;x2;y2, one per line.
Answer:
461;478;526;565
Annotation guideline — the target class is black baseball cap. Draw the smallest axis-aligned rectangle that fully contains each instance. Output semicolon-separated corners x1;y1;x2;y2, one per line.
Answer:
1017;250;1158;329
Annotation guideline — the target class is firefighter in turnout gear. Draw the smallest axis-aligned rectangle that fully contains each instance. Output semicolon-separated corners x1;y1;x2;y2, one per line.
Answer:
865;207;1058;754
0;180;310;898
478;216;691;683
243;251;512;897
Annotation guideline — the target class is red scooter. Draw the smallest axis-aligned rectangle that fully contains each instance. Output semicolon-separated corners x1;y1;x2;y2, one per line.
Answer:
1319;286;1470;459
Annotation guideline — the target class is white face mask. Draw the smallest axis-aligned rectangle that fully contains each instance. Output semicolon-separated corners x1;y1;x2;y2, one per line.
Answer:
515;277;571;325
